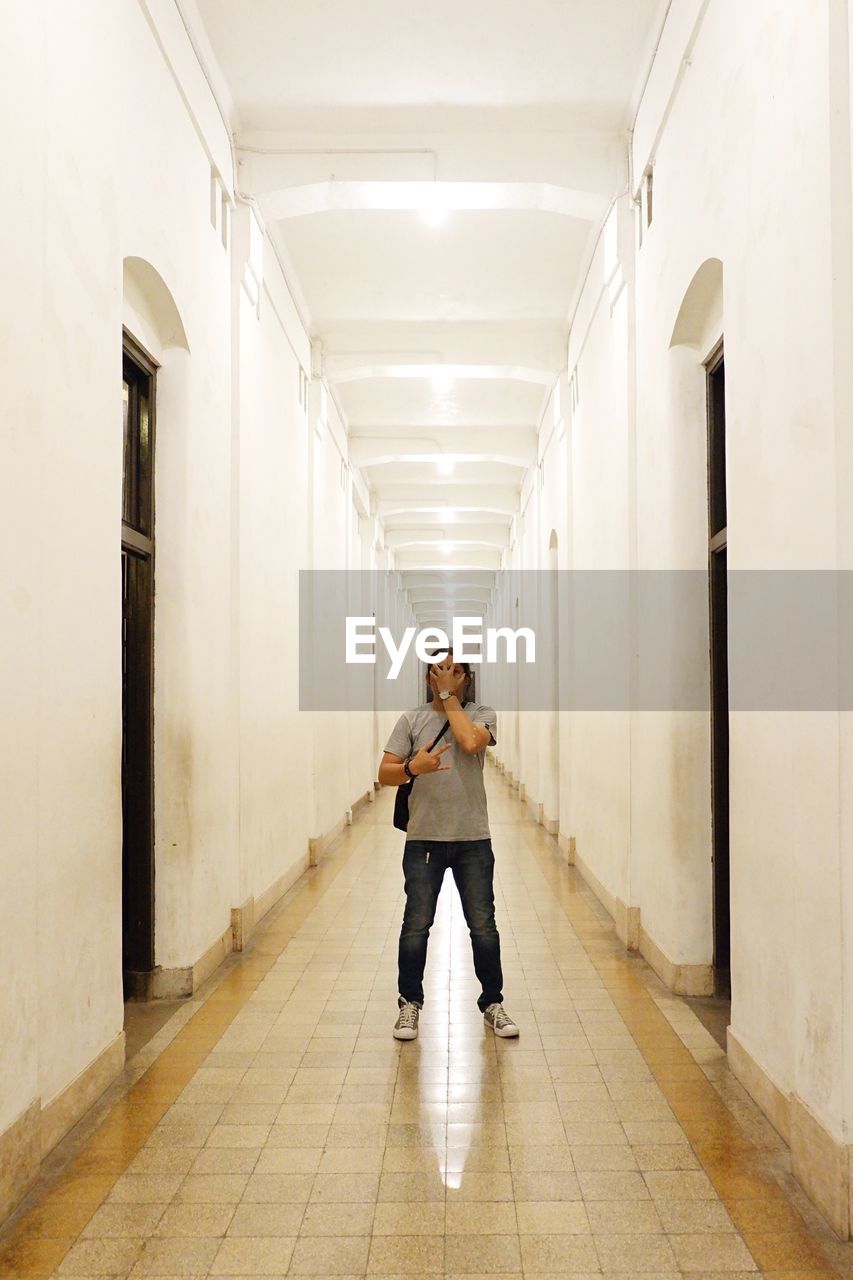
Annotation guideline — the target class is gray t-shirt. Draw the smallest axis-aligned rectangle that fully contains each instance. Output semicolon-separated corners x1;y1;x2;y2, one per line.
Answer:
384;702;497;841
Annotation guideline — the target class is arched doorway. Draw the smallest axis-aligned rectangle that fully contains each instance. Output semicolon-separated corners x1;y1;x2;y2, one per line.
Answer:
670;257;730;997
121;332;157;997
121;257;189;1001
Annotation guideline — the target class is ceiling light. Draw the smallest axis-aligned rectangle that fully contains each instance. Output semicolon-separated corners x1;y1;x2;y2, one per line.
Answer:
432;370;453;394
440;544;452;554
420;204;448;228
438;507;456;523
419;188;449;228
436;457;454;475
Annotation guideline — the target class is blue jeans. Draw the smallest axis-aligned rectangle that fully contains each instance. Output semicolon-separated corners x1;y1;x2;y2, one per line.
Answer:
398;838;504;1012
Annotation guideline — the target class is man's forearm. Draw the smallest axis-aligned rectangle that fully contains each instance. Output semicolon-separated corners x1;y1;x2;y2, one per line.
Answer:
378;761;409;787
442;695;483;753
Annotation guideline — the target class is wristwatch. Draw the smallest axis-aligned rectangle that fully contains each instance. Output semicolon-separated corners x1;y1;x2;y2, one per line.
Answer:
438;690;452;701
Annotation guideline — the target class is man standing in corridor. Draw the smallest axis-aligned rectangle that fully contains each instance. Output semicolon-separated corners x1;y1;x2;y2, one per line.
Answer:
378;653;519;1041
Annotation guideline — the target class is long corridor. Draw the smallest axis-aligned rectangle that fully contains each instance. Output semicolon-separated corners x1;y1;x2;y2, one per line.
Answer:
1;770;849;1280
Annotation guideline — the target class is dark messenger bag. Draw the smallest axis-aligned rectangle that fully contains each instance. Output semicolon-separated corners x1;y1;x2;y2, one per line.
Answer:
393;718;450;832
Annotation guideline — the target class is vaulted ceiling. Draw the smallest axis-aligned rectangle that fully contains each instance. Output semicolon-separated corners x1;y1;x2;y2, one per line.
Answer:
194;0;667;625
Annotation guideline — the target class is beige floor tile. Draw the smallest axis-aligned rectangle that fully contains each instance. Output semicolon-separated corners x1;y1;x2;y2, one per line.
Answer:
265;1122;330;1148
373;1202;445;1235
594;1233;678;1272
289;1234;372;1274
519;1232;600;1272
366;1234;444;1274
553;1082;612;1104
218;1103;281;1126
275;1102;337;1125
668;1232;758;1271
189;1147;260;1175
632;1144;701;1171
253;1147;322;1174
514;1201;590;1234
445;1171;515;1202
445;1145;511;1172
209;1235;297;1274
444;1234;522;1274
378;1171;447;1201
57;1236;145;1275
643;1170;717;1200
107;1174;185;1204
131;1236;221;1275
309;1172;380;1202
563;1121;628;1145
317;1146;384;1173
205;1124;271;1149
445;1200;516;1234
507;1145;574;1172
300;1202;376;1235
326;1122;389;1147
226;1202;305;1235
154;1203;235;1237
559;1098;620;1123
128;1148;198;1176
623;1121;692;1145
285;1084;341;1105
577;1170;650;1201
511;1170;582;1202
381;1148;444;1173
655;1199;736;1233
239;1173;313;1203
569;1145;638;1172
585;1200;663;1233
81;1203;168;1237
174;1174;249;1204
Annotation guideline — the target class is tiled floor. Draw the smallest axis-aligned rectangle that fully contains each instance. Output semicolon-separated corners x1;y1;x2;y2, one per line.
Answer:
2;766;851;1279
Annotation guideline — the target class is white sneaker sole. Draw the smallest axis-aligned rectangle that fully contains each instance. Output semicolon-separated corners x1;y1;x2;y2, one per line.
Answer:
485;1018;519;1038
393;1026;418;1041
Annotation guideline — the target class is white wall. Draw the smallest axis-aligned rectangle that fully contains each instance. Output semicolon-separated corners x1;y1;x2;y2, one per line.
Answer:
490;0;853;1225
0;0;375;1205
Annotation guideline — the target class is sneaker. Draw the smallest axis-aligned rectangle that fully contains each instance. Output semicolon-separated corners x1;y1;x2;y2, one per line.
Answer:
483;1003;519;1037
393;999;420;1040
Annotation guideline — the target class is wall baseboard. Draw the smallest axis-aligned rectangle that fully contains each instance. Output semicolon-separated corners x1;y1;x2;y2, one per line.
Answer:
0;1101;40;1225
149;922;235;999
559;833;576;865
309;815;346;867
570;848;711;992
231;852;312;954
638;924;714;996
0;1033;126;1224
728;1028;851;1239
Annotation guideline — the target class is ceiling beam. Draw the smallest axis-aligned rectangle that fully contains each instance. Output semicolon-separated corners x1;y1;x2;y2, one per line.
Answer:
260;179;610;223
328;361;554;387
378;487;519;515
350;435;536;470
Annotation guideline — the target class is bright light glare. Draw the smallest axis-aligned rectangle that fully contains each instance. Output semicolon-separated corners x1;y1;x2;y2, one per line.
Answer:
432;371;453;394
420;204;448;228
436;457;455;475
438;507;456;523
440;544;453;555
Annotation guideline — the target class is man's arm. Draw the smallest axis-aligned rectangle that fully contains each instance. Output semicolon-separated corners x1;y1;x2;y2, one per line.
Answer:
378;746;453;786
441;695;492;755
378;752;409;787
